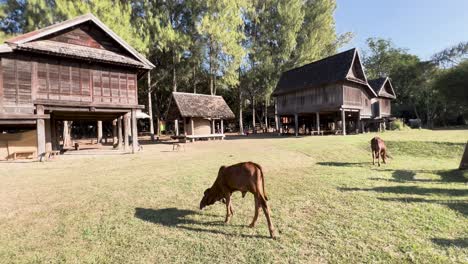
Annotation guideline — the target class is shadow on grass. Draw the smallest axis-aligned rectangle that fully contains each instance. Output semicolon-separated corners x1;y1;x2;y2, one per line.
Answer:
338;186;468;197
431;237;468;248
377;197;467;216
134;207;267;238
317;162;370;167
369;169;468;183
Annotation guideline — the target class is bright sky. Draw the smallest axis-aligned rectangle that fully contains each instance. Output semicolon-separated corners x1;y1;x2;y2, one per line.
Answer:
335;0;468;60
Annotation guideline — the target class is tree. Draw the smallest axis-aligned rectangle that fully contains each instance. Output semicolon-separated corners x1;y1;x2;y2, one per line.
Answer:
197;0;248;95
433;60;468;125
432;41;468;68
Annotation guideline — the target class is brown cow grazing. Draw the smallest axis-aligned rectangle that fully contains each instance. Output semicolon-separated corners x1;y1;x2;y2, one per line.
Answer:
371;136;389;166
199;162;276;238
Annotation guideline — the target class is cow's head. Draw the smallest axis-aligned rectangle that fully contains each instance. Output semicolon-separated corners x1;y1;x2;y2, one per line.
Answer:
199;166;226;210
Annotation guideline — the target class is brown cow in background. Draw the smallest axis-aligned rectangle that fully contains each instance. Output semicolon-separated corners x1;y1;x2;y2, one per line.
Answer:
371;137;390;166
199;162;276;238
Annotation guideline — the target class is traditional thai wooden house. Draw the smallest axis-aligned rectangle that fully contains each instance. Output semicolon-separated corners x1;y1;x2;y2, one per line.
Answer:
168;92;235;141
0;13;154;159
368;77;396;130
273;48;395;136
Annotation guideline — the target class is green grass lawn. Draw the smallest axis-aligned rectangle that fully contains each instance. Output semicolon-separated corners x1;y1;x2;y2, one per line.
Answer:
0;129;467;263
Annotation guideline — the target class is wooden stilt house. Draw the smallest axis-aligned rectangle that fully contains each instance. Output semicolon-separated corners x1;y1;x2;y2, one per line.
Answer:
168;92;235;142
368;77;396;130
273;48;395;136
0;13;154;160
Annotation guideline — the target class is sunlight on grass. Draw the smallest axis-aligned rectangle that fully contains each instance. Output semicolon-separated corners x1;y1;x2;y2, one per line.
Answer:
0;129;466;263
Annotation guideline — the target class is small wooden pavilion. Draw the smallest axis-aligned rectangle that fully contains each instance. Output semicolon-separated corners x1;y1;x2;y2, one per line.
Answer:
168;92;235;142
273;48;379;136
0;13;154;159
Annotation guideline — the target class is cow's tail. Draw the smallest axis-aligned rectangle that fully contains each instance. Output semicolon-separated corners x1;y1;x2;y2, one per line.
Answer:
254;163;268;201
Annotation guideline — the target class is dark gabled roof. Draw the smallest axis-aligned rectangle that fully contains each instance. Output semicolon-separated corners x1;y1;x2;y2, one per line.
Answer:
170;92;235;119
2;13;154;69
368;77;396;99
273;48;377;97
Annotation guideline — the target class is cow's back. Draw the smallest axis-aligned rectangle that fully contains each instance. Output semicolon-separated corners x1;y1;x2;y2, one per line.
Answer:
221;162;260;192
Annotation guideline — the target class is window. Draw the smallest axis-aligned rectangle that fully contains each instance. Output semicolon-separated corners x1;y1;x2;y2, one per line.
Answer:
300;96;305;105
365;99;368;106
282;97;287;106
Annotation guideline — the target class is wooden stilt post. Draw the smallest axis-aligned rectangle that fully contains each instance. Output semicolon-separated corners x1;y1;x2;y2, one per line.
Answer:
112;119;118;148
221;119;224;140
190;118;195;142
211;119;215;134
117;116;123;150
357;111;362;133
131;109;138;153
341;108;346;135
294;113;299;137
45;118;52;152
36;105;46;159
97;120;103;143
51;117;57;150
124;113;130;152
316;112;320;134
175;119;179;136
63;120;71;148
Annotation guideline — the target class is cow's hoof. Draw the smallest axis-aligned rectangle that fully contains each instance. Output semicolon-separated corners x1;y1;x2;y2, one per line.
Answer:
248;223;255;228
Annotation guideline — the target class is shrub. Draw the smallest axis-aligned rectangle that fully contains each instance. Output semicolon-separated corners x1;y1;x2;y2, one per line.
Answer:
390;119;410;131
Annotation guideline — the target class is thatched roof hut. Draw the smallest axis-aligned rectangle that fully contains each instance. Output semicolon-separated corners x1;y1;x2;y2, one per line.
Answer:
168;92;235;141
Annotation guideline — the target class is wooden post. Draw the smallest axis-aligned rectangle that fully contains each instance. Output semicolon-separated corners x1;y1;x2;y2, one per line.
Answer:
50;117;57;150
63;120;71;148
294;113;299;137
190;118;195;136
117;116;123;150
221;119;224;135
112;119;118;148
341;109;346;135
124;113;130;152
212;120;215;134
36;105;46;159
315;112;320;133
175;119;179;136
131;109;138;153
97;120;103;143
361;120;365;133
45;119;52;152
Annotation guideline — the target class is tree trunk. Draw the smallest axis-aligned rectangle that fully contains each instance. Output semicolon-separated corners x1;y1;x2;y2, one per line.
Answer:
193;65;197;94
239;88;244;135
209;42;214;95
172;51;177;92
147;72;155;141
252;97;256;134
264;96;268;133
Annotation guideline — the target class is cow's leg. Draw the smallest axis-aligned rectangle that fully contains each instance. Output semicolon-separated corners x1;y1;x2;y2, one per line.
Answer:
229;202;234;216
249;196;260;228
260;198;276;238
372;151;375;165
382;150;387;164
376;151;381;166
224;194;232;223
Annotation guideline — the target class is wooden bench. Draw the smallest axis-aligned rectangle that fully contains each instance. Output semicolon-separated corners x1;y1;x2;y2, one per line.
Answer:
10;151;35;160
186;134;225;142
